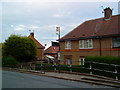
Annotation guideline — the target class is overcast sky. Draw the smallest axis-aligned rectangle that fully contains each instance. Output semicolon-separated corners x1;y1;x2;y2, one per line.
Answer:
1;0;119;49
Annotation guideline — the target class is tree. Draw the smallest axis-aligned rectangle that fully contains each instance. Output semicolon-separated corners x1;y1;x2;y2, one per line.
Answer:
2;35;37;62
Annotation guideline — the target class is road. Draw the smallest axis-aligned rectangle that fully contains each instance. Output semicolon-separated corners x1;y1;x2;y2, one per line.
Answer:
2;70;110;88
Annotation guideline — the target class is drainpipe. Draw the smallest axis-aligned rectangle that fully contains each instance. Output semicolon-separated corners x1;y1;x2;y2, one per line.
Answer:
99;37;102;56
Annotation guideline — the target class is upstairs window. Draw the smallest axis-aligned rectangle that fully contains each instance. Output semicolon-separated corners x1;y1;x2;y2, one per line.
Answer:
112;37;120;48
79;39;93;49
65;41;71;49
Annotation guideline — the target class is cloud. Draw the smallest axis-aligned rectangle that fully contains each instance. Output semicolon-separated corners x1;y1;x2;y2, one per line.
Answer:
30;25;40;29
31;25;60;31
40;36;58;40
53;11;72;18
53;14;63;18
10;25;14;27
13;24;26;31
12;24;63;32
14;27;25;31
19;24;26;27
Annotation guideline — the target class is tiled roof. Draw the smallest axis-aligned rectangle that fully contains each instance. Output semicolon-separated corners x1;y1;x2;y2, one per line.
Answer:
44;46;59;54
60;14;120;41
28;35;45;49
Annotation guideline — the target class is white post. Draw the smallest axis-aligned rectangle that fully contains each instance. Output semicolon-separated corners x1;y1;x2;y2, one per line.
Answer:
90;64;92;75
41;63;42;71
70;65;72;72
115;66;118;80
54;65;56;71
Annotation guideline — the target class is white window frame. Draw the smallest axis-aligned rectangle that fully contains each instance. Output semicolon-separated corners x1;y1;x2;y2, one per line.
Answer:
65;41;71;49
66;58;71;65
79;39;93;49
79;58;85;65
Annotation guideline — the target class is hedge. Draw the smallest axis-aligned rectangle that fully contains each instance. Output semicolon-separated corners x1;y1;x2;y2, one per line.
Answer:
84;56;120;79
35;56;120;79
2;56;20;68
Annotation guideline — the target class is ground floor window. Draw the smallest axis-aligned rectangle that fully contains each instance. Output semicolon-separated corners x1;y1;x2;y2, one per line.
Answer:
66;58;71;65
64;55;72;65
79;58;85;65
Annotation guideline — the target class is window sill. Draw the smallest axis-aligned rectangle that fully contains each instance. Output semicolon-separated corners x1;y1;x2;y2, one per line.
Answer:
79;48;93;49
112;47;120;48
65;48;71;49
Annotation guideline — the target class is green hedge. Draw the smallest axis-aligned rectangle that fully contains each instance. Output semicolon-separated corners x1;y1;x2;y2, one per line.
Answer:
85;56;120;79
35;63;55;71
2;56;20;68
85;56;120;64
35;56;120;79
71;65;89;74
35;63;89;73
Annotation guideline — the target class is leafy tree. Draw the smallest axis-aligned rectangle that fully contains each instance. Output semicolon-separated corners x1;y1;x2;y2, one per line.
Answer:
2;35;37;62
0;43;2;48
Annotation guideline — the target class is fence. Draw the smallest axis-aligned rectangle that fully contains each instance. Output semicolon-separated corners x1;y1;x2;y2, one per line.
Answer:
20;61;120;80
85;61;120;80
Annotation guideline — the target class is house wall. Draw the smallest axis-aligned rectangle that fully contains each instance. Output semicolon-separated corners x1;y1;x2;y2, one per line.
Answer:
60;37;120;65
37;48;44;59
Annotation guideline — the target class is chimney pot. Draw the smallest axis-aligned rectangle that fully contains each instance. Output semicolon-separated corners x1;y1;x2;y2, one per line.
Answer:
30;32;34;37
104;7;112;20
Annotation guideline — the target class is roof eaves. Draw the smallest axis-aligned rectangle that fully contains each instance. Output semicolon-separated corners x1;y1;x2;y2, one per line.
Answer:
59;34;120;41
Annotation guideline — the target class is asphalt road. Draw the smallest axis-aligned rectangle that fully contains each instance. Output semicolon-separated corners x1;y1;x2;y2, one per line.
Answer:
2;70;110;88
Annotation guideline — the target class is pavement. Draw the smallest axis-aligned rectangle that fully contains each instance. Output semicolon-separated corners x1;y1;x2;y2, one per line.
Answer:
2;67;120;88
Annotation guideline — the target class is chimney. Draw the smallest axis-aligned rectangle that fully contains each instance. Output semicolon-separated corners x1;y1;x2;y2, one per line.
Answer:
104;7;112;20
30;32;34;37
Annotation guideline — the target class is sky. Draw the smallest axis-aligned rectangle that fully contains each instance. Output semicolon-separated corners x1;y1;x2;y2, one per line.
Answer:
1;0;119;49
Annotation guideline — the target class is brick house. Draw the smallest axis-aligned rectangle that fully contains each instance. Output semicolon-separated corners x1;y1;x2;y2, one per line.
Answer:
44;42;59;63
28;32;45;60
59;7;120;65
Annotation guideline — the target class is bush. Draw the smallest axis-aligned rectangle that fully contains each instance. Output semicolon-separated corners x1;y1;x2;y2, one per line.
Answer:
35;63;89;73
35;63;55;71
84;56;120;79
35;56;120;79
2;56;20;67
85;56;120;64
72;65;89;73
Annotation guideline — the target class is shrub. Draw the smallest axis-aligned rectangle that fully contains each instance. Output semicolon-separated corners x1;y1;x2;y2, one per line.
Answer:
35;63;89;73
35;63;55;71
35;56;120;79
85;56;120;79
2;56;20;67
85;56;120;64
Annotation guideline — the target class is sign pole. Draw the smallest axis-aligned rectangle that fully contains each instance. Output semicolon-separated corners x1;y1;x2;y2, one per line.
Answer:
56;27;60;73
